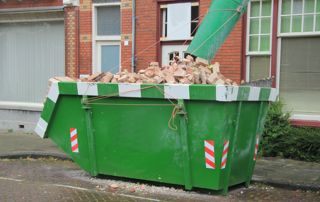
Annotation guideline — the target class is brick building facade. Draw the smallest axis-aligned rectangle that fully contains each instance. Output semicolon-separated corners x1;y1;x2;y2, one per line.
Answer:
1;0;319;129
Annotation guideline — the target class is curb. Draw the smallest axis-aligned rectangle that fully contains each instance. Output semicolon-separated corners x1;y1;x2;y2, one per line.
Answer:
0;151;72;161
252;178;320;192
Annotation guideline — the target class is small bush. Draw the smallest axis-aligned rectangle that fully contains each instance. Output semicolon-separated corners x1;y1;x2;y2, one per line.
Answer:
260;101;320;163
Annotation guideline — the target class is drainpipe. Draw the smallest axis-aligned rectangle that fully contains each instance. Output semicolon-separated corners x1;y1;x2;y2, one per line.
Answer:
132;0;136;72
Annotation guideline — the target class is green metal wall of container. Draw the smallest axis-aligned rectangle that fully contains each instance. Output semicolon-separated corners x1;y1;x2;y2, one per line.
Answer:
36;82;278;194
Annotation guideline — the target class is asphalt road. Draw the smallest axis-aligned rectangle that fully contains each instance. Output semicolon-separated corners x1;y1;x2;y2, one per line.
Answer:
0;158;319;202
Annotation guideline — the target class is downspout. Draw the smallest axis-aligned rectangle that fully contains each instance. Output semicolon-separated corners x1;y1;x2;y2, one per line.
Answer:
132;0;136;72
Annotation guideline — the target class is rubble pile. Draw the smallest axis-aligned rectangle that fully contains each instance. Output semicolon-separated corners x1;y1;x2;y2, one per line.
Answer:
64;56;237;86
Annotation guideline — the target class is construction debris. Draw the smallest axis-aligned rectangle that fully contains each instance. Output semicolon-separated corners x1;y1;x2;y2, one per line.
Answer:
58;57;238;86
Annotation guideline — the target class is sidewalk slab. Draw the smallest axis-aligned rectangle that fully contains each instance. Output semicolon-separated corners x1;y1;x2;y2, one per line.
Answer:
0;131;69;160
253;157;320;190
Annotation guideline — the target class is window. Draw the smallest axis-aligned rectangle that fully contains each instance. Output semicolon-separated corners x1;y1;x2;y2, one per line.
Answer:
97;6;121;36
161;2;199;40
93;3;121;73
280;37;320;116
280;0;320;34
247;0;273;81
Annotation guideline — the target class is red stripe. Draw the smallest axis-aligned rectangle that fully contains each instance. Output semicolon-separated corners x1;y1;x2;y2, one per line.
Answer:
222;148;229;156
70;134;78;142
206;158;216;168
72;144;78;151
205;140;214;147
221;160;226;167
70;128;76;133
205;147;214;157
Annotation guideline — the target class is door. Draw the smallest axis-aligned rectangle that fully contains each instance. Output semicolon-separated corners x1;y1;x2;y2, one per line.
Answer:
0;21;65;103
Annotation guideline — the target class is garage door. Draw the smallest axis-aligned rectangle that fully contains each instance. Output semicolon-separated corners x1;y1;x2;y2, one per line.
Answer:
0;20;65;103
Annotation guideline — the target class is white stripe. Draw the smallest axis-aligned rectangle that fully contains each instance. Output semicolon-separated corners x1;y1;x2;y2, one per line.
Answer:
0;177;23;182
118;194;160;202
216;85;238;102
118;83;141;98
73;148;79;153
248;87;261;101
269;88;278;101
205;153;215;163
223;141;230;150
51;184;89;191
206;163;214;169
34;118;48;138
256;137;259;144
77;82;98;96
221;154;228;163
204;141;214;151
34;125;45;138
47;82;59;103
164;84;190;100
70;129;77;137
71;140;78;147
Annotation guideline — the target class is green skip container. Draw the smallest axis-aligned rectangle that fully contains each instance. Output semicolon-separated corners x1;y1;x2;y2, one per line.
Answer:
35;81;278;194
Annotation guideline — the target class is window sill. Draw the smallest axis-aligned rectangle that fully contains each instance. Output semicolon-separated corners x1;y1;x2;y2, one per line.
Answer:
0;101;43;112
160;37;193;42
290;114;320;128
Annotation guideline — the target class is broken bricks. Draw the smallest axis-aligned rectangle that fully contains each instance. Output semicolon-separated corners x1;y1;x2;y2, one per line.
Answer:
80;57;238;86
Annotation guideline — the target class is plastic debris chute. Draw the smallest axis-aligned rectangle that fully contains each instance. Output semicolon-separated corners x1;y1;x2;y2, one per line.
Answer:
187;0;249;61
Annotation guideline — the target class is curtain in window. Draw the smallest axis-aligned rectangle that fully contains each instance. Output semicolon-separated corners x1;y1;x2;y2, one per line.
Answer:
167;3;191;40
280;37;320;115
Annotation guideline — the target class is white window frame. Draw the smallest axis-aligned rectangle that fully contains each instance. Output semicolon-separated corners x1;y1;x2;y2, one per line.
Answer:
246;0;274;82
278;0;320;37
277;1;320;121
92;2;121;73
160;2;199;41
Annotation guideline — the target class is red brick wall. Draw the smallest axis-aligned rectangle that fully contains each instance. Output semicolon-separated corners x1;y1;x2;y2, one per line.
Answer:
78;0;92;75
0;0;62;8
65;7;79;78
134;0;243;83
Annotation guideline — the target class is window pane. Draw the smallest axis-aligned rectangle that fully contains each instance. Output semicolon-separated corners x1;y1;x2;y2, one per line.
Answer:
260;35;270;51
101;45;120;73
250;56;270;81
262;0;272;16
317;0;320;12
293;0;303;14
249;36;259;51
191;22;198;36
251;2;260;17
281;16;291;32
282;0;292;14
280;37;320;115
191;6;199;21
304;14;314;32
317;14;320;31
97;6;121;36
304;0;315;13
292;15;302;32
250;18;260;34
261;18;271;34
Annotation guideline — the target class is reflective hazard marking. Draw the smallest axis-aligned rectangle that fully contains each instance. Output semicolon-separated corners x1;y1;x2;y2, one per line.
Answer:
70;128;79;153
221;140;229;169
253;137;259;161
204;140;215;169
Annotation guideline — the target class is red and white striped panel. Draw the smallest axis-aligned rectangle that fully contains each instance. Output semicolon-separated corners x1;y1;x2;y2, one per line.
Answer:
221;140;229;169
253;137;259;161
70;128;79;153
204;140;215;169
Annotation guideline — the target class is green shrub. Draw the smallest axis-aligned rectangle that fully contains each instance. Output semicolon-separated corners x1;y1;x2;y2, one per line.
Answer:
260;101;320;163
